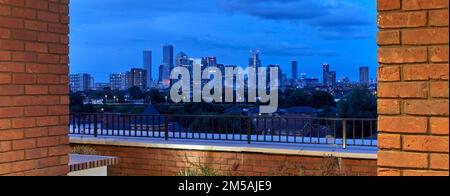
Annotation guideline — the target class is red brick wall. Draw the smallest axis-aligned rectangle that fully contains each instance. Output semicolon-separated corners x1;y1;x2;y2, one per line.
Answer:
377;0;449;176
0;0;70;176
75;144;377;176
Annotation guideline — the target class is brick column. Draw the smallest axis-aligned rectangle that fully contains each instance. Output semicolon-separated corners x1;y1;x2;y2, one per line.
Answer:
377;0;449;176
1;0;70;176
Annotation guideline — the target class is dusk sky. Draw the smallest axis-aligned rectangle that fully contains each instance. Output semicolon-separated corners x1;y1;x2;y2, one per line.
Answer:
70;0;378;83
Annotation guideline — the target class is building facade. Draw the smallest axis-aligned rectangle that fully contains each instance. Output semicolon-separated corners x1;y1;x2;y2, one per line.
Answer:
70;73;93;92
249;50;262;68
130;68;147;91
328;71;337;88
359;66;370;85
292;60;298;80
143;50;152;87
322;63;330;85
161;45;174;88
110;72;129;91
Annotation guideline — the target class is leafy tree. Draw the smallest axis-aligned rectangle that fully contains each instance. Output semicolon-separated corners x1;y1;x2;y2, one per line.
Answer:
308;91;336;108
147;88;165;104
128;86;144;100
70;93;84;112
283;89;336;109
286;89;309;107
337;87;377;118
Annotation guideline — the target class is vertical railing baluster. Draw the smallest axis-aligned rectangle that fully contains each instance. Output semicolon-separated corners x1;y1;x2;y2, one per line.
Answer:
71;114;75;134
225;118;228;141
333;120;337;145
185;117;188;139
139;115;143;137
317;119;320;144
278;117;282;143
271;116;274;142
342;119;347;149
88;114;91;134
171;116;175;138
152;115;155;138
217;117;222;140
301;118;305;144
353;120;356;146
82;114;85;134
247;116;251;144
99;113;103;135
133;115;137;137
264;117;267;142
94;113;98;137
105;114;110;136
210;116;213;140
145;115;149;137
362;120;365;146
370;120;374;147
286;117;289;143
164;114;169;141
293;117;297;143
111;114;115;136
325;119;329;144
122;114;126;136
239;117;243;141
255;117;259;142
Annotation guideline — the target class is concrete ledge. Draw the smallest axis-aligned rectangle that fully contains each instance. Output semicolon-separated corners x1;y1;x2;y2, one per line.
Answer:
70;135;377;160
69;154;119;172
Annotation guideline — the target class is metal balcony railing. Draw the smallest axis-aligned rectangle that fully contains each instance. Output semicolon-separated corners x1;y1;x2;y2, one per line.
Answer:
69;113;378;148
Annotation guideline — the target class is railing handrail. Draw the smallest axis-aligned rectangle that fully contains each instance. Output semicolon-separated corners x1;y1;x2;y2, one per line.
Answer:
69;112;377;121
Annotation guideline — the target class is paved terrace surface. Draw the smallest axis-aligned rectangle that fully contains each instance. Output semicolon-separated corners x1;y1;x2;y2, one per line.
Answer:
70;134;378;160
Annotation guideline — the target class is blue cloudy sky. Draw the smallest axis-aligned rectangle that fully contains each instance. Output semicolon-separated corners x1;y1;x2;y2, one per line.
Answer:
70;0;378;83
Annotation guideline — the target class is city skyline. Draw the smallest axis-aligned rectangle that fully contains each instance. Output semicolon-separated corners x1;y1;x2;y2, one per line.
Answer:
73;46;375;84
69;0;378;83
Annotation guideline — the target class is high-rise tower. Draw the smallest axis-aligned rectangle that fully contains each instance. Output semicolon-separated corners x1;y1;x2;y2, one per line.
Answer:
143;50;152;87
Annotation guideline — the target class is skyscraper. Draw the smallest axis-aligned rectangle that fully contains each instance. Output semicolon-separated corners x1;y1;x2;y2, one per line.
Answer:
158;64;164;83
143;50;152;86
163;45;174;68
162;45;174;88
70;73;93;92
201;56;217;67
292;60;298;80
322;63;330;85
359;66;370;85
110;73;129;91
329;71;337;87
176;52;191;67
130;68;147;91
249;50;261;68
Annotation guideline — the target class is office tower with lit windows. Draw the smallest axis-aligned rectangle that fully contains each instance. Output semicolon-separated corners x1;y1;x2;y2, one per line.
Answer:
70;73;93;92
201;56;217;67
322;63;330;85
110;72;130;91
161;45;174;88
292;60;298;80
359;66;370;85
249;50;261;68
329;71;337;87
143;50;152;86
176;52;192;67
130;68;147;91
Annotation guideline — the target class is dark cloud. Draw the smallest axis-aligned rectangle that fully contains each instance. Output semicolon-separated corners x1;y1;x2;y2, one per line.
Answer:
215;0;374;39
182;36;318;57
